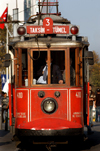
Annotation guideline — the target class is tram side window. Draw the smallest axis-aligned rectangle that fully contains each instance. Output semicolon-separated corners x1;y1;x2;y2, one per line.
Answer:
62;49;75;86
70;49;75;86
22;49;28;86
17;64;19;86
68;48;82;87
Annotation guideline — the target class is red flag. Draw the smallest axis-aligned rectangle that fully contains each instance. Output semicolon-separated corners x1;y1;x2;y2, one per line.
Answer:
0;7;8;29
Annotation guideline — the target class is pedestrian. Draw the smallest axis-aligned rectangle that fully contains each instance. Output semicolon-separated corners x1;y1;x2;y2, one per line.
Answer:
2;92;9;123
89;84;96;127
87;84;94;135
0;91;4;108
96;88;100;122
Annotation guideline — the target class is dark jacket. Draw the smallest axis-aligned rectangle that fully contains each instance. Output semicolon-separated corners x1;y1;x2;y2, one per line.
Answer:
37;64;63;84
96;94;100;106
2;96;9;109
89;91;95;106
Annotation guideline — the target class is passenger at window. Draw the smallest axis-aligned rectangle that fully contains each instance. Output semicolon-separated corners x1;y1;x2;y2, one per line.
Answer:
37;57;63;84
63;58;75;85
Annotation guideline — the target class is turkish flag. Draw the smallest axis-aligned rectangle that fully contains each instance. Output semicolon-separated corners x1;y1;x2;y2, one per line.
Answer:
0;7;8;29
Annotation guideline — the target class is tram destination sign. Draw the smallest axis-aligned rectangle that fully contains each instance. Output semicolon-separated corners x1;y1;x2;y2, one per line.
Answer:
26;17;69;34
27;25;69;34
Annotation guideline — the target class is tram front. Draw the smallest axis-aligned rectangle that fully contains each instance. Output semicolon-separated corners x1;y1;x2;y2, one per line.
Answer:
7;16;93;143
13;37;85;141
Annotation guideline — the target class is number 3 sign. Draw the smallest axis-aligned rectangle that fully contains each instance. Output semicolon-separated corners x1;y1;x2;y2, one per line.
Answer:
43;17;53;34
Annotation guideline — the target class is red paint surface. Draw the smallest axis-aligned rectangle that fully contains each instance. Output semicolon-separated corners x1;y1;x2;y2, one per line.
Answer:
16;118;82;130
15;89;29;126
13;87;83;130
70;89;83;125
43;17;53;27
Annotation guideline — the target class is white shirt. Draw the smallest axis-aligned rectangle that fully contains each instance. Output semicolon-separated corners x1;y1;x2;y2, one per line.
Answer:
43;65;48;76
37;76;46;84
37;65;48;84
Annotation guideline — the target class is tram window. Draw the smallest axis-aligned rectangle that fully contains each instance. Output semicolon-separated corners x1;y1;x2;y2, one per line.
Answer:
31;48;82;86
70;49;75;86
15;49;28;87
50;51;64;84
33;51;47;84
32;50;64;85
17;64;19;86
22;49;28;86
68;48;82;86
62;49;75;86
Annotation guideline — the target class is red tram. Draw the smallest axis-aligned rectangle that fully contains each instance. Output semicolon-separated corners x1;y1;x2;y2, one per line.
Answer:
5;0;94;145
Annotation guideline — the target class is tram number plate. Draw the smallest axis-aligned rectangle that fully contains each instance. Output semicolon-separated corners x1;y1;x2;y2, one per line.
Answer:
17;92;23;98
17;112;26;118
76;92;81;98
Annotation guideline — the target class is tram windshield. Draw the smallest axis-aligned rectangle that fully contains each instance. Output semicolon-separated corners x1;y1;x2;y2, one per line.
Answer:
32;50;65;85
15;48;82;87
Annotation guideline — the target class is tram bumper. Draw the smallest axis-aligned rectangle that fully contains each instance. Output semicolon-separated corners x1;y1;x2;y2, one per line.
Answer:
16;118;83;137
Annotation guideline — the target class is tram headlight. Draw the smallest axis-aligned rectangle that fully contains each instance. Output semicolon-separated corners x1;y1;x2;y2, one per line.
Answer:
17;26;26;36
41;98;58;114
70;26;79;35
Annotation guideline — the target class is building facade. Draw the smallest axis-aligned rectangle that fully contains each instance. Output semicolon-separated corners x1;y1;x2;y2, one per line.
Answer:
24;0;50;21
24;0;31;21
31;0;43;16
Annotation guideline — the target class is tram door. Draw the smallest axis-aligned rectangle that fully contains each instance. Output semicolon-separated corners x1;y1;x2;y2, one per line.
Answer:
83;49;94;126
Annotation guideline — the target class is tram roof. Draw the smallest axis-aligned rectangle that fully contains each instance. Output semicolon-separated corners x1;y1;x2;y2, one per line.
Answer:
10;14;89;48
9;36;89;49
27;14;71;24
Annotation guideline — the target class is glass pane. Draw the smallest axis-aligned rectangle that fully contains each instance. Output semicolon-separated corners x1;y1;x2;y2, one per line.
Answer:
33;51;47;84
17;64;19;86
16;51;19;86
70;49;75;86
32;50;65;85
51;51;65;84
22;49;28;86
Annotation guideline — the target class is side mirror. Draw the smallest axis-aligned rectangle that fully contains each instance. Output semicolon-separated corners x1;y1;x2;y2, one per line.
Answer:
4;53;11;67
85;51;94;65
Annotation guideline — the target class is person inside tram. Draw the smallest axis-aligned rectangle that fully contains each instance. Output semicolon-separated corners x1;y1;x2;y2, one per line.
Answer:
63;58;75;85
37;57;63;84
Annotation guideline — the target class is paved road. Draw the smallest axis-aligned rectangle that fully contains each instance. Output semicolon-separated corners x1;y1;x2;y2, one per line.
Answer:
0;122;100;151
80;122;100;151
0;130;16;151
